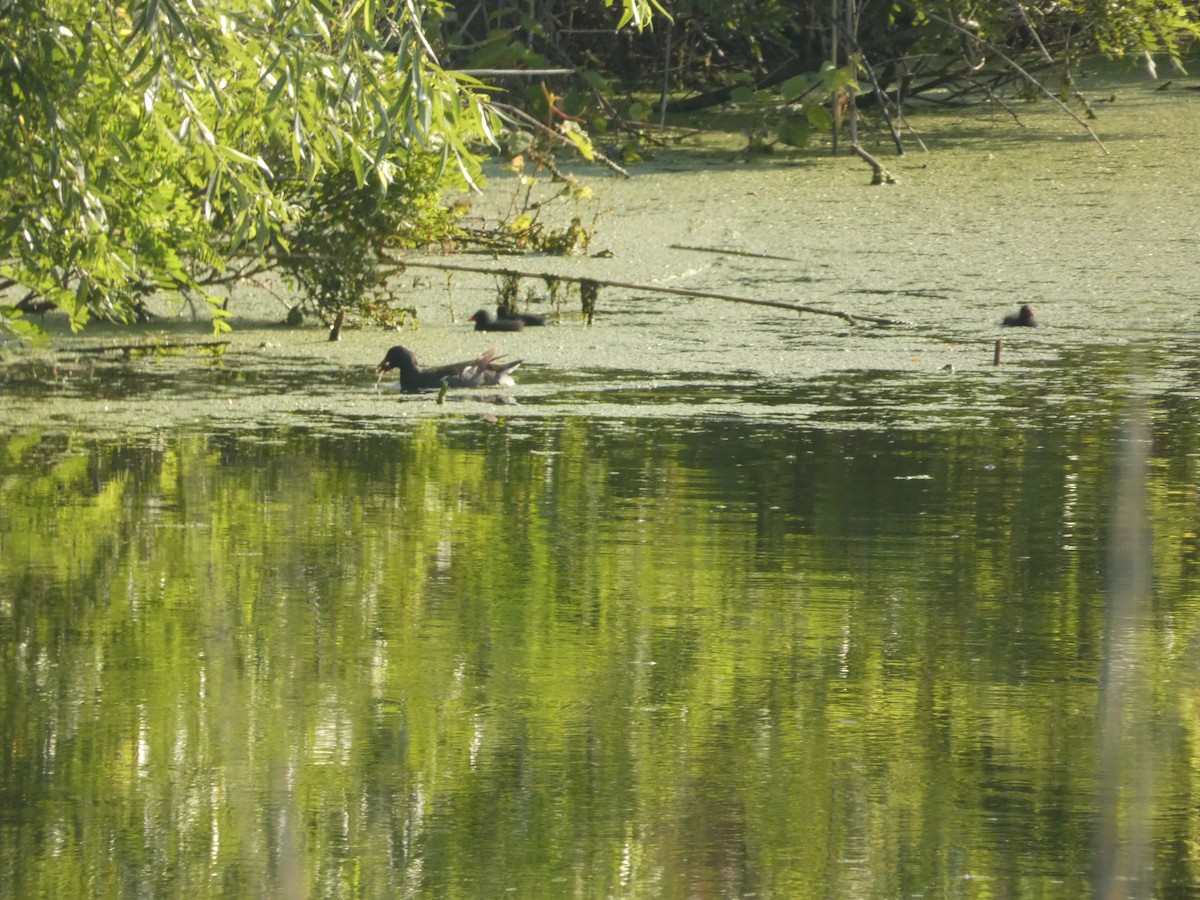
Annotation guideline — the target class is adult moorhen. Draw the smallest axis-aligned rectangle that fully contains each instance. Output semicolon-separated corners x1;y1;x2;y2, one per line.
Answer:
376;345;521;393
1002;304;1036;327
497;303;547;326
469;309;525;332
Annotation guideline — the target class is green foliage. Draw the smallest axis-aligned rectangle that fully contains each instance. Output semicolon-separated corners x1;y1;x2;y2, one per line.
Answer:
438;0;1198;159
0;0;496;338
775;112;812;148
0;0;681;340
0;307;50;345
906;0;1200;73
279;153;456;329
718;61;857;152
1054;0;1200;67
607;0;673;31
464;149;597;255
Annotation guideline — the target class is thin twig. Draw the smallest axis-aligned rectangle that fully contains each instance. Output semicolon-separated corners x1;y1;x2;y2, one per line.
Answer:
857;52;905;155
1011;1;1054;64
659;24;672;131
491;102;631;178
669;244;804;262
455;68;575;76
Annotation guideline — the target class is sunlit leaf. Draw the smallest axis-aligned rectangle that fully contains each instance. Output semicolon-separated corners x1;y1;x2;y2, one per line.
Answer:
805;104;833;131
558;120;595;160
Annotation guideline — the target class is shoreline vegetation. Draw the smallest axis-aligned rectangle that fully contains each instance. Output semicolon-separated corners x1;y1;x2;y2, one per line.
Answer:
1;1;1197;340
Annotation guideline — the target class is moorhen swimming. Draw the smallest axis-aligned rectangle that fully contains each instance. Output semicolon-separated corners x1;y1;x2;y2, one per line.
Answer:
497;304;547;326
376;345;521;393
469;309;524;332
1002;304;1036;327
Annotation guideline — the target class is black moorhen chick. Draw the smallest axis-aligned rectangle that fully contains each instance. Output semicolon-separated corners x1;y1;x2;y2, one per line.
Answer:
376;345;521;393
469;309;524;332
497;304;547;326
1002;304;1036;327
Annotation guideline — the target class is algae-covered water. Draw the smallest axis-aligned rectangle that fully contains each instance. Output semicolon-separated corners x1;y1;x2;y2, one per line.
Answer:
2;64;1200;898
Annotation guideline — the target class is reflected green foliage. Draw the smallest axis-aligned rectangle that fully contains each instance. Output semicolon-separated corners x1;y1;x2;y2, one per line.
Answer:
2;406;1200;895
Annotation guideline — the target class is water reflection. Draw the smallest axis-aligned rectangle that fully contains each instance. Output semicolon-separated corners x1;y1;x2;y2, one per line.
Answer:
2;402;1199;897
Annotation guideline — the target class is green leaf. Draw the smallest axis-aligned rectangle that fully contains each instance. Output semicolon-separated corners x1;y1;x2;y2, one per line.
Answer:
0;307;50;343
775;114;810;147
805;104;833;131
558;121;595;161
579;68;613;93
781;74;812;102
822;65;859;94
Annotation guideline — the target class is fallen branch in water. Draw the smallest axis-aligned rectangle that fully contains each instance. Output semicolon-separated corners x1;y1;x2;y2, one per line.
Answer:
63;339;230;357
387;257;908;326
669;244;804;262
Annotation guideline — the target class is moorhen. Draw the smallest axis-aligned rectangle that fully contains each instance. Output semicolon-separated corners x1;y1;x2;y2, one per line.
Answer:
1002;304;1036;327
376;345;521;393
469;309;524;332
497;304;547;326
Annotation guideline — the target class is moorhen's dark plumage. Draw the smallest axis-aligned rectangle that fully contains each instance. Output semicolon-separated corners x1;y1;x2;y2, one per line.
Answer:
376;345;521;393
1002;304;1036;327
469;309;524;332
497;304;547;326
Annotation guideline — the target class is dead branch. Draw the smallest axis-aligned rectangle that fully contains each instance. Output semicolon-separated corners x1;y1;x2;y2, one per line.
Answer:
850;144;898;184
669;244;804;262
858;52;906;155
921;11;1110;155
385;257;908;326
62;339;231;357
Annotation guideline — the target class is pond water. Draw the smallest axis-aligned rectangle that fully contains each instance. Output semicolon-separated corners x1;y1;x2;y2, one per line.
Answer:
3;64;1200;898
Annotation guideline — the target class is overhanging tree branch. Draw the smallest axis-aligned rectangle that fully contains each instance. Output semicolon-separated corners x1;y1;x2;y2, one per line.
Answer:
921;10;1110;155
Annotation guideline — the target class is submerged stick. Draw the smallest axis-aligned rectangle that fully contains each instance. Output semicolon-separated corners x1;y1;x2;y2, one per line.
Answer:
388;257;907;325
66;339;231;356
850;143;898;184
669;244;803;262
